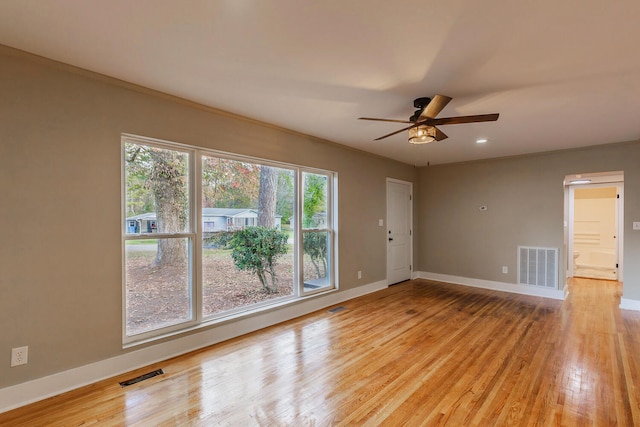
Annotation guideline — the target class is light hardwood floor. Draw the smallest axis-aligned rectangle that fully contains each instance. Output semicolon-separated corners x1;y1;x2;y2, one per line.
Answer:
2;278;639;426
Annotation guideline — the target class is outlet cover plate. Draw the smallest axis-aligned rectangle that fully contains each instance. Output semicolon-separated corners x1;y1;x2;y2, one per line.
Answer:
11;346;28;367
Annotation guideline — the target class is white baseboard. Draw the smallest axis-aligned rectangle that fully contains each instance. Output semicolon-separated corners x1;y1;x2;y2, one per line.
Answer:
0;280;387;414
415;271;565;300
620;298;640;311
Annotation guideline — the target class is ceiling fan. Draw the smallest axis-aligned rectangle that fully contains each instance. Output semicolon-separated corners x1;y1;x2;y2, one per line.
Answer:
359;95;499;144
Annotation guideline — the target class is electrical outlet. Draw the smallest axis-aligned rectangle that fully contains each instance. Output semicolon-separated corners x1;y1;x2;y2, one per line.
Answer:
357;270;362;279
11;346;28;367
502;266;508;274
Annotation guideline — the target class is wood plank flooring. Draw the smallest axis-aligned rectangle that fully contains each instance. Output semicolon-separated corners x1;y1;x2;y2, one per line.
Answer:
2;278;640;426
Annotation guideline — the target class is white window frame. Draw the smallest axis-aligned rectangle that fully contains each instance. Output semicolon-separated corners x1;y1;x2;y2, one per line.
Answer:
122;134;338;346
122;137;197;344
299;170;336;296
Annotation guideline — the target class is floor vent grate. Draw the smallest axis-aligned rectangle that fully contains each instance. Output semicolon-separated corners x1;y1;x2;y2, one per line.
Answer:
518;246;558;288
119;369;164;387
328;306;346;313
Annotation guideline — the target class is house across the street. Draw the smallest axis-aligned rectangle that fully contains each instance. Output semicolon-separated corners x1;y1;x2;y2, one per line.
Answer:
126;208;282;234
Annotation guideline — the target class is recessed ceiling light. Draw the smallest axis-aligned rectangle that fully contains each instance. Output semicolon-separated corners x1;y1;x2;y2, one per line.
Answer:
476;138;488;144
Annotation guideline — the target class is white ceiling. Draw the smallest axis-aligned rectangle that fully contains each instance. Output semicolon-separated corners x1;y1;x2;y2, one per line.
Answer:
1;0;639;166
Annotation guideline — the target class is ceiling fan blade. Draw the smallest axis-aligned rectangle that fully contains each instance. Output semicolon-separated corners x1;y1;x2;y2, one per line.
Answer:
373;123;420;140
423;113;499;126
434;127;448;141
359;117;413;124
419;94;452;119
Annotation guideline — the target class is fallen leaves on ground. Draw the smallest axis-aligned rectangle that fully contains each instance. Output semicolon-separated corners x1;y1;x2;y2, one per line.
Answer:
126;251;297;335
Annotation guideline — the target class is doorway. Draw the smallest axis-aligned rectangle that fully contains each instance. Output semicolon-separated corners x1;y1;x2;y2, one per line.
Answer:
386;179;412;285
565;172;623;282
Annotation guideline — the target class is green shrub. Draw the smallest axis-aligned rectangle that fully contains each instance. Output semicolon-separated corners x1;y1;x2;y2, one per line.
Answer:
229;226;288;293
303;232;327;278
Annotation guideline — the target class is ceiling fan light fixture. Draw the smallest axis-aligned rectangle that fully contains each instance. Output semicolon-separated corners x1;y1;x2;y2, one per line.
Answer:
408;125;436;144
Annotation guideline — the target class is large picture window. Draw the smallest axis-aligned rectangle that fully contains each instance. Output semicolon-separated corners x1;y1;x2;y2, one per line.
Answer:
123;135;337;343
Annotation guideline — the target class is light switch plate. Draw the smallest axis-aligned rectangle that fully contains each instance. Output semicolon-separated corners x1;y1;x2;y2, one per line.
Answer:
633;222;640;230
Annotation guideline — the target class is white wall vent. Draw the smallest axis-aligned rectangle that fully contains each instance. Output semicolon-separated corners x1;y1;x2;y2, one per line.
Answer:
517;246;558;289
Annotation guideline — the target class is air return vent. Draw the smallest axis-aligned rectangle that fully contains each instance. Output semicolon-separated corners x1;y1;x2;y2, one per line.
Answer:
517;246;558;289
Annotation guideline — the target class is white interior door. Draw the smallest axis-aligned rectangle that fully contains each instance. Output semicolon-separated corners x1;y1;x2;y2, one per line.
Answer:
387;179;412;285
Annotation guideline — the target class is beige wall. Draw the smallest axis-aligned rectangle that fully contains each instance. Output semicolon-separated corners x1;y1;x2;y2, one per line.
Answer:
417;142;640;297
0;46;417;388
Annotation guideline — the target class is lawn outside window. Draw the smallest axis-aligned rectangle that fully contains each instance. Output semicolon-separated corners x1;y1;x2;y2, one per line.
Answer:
122;134;337;344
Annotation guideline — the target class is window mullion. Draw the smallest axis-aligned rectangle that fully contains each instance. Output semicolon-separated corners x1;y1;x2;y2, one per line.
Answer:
124;232;195;240
297;169;304;295
193;150;202;323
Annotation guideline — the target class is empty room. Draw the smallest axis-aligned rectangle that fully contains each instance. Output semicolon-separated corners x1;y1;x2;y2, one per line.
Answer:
1;1;640;425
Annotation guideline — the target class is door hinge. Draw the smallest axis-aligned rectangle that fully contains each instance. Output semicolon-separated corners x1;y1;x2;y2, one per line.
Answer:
616;263;619;268
409;194;412;201
410;229;412;236
617;194;620;199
